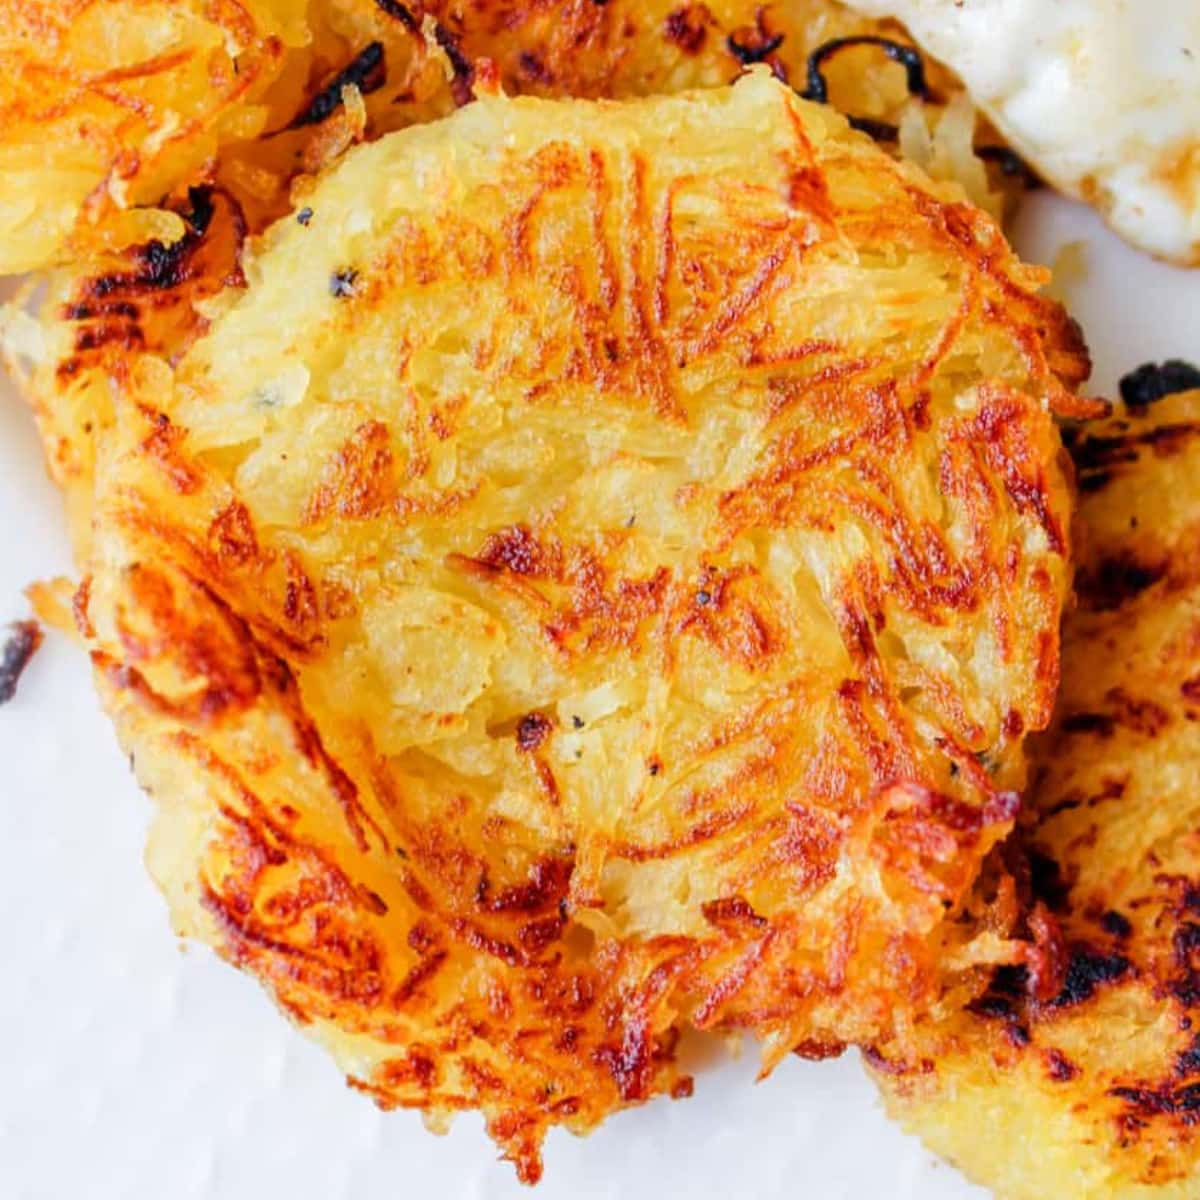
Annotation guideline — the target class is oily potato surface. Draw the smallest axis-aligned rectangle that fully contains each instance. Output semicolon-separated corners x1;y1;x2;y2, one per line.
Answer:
0;0;1016;272
876;390;1200;1198
1;0;1017;553
69;76;1088;1177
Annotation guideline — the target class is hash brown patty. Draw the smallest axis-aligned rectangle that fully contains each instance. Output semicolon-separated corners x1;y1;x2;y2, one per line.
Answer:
876;389;1200;1198
66;74;1088;1177
0;0;1017;272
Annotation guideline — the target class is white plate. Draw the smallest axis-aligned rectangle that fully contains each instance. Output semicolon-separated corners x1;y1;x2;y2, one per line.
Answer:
2;193;1198;1200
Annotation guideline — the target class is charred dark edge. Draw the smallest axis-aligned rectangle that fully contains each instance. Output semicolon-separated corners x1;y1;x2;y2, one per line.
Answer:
726;30;785;66
83;185;219;300
433;21;475;106
798;36;1039;187
799;36;930;106
1119;360;1200;411
180;186;215;238
61;184;243;334
373;0;419;32
0;620;42;706
1109;1082;1200;1119
284;42;386;131
847;115;900;142
976;144;1042;188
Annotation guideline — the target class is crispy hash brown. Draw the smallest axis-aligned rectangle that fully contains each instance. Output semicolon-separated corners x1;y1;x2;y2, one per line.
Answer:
0;0;306;273
1;0;1023;561
66;75;1088;1177
0;0;1023;273
0;0;1026;548
429;0;1024;215
875;390;1200;1198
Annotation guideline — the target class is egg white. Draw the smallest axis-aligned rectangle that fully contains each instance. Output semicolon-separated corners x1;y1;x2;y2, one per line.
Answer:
845;0;1200;264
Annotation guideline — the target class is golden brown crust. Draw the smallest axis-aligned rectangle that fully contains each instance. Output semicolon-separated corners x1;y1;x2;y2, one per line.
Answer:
0;0;1025;272
0;0;303;271
65;77;1086;1176
1;0;1034;565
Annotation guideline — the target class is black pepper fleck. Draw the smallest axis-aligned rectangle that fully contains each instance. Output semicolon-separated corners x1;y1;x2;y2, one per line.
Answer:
329;269;359;298
297;207;314;226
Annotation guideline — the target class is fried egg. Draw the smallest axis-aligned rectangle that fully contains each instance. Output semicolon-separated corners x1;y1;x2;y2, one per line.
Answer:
845;0;1200;264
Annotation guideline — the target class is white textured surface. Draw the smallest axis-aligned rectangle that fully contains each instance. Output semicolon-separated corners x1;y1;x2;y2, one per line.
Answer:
1;194;1198;1200
845;0;1200;262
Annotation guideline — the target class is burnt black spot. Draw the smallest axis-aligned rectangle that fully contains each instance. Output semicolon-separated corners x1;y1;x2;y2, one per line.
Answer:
516;711;554;752
1170;921;1200;1004
1119;360;1200;411
1061;712;1116;737
846;115;900;142
286;42;385;130
969;992;1016;1020
138;240;180;288
1068;433;1137;475
1175;921;1200;964
63;299;139;322
1005;1022;1031;1048
968;963;1029;1023
329;269;359;298
87;185;224;298
1077;469;1113;494
1049;945;1131;1008
1071;422;1200;474
432;22;474;106
1076;553;1168;612
1110;1082;1200;1118
571;715;584;730
1176;1035;1200;1078
183;186;215;237
0;620;42;705
1101;910;1134;940
664;6;708;54
1045;1048;1080;1082
1029;850;1072;912
517;51;551;83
